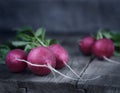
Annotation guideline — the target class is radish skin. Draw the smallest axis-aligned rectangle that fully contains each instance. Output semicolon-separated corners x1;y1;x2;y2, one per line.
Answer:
79;36;95;55
27;46;56;76
92;38;120;64
5;49;27;72
49;44;68;69
92;38;114;59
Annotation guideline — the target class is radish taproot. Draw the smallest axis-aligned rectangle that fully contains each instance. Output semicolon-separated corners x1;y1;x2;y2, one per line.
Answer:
92;38;114;59
79;36;95;55
5;49;27;72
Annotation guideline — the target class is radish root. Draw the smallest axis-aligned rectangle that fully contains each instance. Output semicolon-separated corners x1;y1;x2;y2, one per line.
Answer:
103;56;120;64
80;75;101;81
47;64;78;80
64;61;80;78
16;58;77;80
16;58;101;81
50;68;57;83
16;58;47;67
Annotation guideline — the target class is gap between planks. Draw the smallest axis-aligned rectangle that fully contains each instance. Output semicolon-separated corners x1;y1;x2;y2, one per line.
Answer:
75;56;95;88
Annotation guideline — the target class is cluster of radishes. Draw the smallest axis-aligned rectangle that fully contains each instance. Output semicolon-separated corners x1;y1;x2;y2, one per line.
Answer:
79;36;115;60
78;29;120;64
5;27;119;80
5;27;80;80
5;44;79;79
5;44;67;74
78;33;120;68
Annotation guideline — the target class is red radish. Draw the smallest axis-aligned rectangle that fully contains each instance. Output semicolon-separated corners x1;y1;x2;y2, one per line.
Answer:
92;38;114;59
27;46;56;76
49;44;68;69
79;36;95;55
49;44;80;78
5;49;27;72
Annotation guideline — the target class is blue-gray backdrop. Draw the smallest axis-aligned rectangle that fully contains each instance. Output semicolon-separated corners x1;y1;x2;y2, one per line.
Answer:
0;0;120;35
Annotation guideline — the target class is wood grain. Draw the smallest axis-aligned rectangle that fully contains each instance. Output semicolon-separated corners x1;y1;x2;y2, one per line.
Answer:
77;57;120;93
0;55;90;93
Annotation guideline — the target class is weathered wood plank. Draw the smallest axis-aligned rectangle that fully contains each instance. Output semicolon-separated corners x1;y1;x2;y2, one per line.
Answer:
18;56;89;93
0;55;90;93
18;81;85;93
0;54;87;83
0;80;23;93
77;57;120;93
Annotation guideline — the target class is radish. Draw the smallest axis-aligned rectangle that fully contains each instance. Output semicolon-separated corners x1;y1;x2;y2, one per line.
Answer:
92;38;114;59
49;44;68;69
5;49;27;72
79;36;95;55
49;44;80;78
27;46;56;76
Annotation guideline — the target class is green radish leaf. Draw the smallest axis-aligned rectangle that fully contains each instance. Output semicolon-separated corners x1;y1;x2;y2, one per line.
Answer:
46;39;58;46
35;28;46;40
114;51;120;56
101;31;113;39
0;45;10;62
24;43;38;52
49;39;58;45
96;30;103;40
16;26;34;37
111;34;120;41
12;41;29;47
24;44;32;52
16;34;32;41
35;37;46;46
45;39;51;46
114;42;120;47
96;28;112;40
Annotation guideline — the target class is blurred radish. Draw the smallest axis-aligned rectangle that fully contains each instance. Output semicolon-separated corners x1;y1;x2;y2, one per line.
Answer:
5;49;27;72
92;38;114;59
49;44;80;78
49;44;68;69
27;46;56;76
92;38;120;63
79;36;95;55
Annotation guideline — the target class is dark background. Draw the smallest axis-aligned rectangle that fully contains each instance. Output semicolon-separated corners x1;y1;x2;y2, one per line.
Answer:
0;0;120;40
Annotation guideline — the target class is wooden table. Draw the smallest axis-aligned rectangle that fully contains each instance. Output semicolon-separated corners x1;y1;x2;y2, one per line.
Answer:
0;35;120;93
